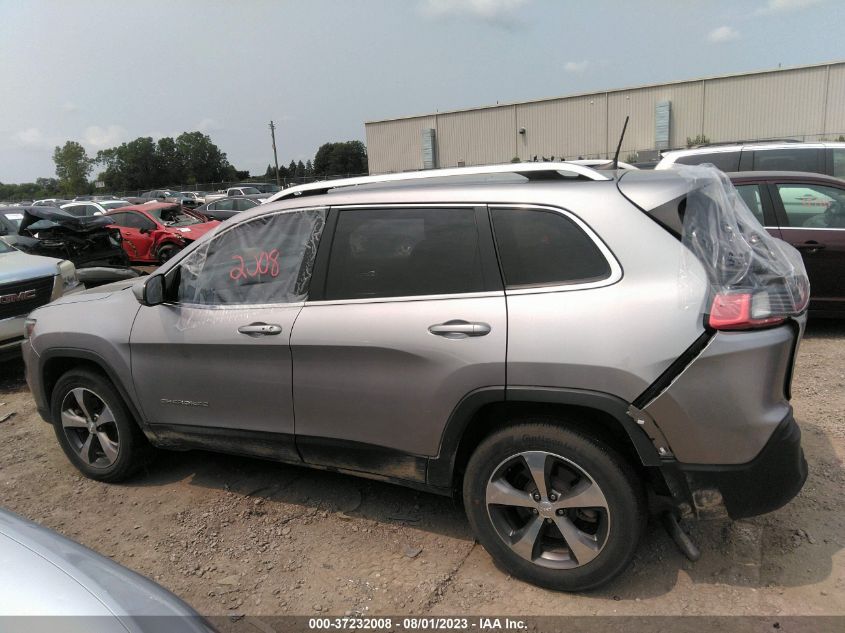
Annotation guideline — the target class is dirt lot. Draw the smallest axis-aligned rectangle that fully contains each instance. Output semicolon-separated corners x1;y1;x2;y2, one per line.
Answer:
0;322;843;620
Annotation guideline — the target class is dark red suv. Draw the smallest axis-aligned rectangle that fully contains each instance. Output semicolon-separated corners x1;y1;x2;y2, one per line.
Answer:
729;171;845;317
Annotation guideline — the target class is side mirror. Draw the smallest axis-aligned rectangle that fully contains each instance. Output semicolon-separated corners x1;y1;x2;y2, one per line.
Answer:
133;274;165;306
139;227;150;234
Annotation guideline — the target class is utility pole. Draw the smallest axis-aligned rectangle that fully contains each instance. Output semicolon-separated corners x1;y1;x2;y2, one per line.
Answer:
269;120;281;188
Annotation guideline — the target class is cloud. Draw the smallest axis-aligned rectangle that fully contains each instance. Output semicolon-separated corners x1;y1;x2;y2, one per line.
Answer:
61;102;78;113
197;117;222;133
419;0;531;25
757;0;824;13
83;124;127;149
12;127;50;148
707;25;740;42
564;60;589;73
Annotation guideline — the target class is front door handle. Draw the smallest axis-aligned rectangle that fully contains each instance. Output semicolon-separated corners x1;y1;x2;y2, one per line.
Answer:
238;322;282;337
428;320;491;339
794;240;826;254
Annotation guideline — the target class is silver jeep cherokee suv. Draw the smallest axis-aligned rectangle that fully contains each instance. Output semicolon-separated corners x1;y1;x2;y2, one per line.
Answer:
22;163;810;591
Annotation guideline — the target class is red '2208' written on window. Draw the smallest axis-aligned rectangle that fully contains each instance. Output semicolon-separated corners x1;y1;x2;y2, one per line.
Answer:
230;249;281;280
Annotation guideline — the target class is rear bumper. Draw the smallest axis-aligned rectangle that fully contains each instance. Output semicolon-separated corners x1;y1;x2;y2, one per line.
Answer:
668;412;807;519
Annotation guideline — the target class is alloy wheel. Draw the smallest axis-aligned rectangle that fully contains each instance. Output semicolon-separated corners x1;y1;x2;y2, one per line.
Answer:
485;450;610;569
60;388;120;469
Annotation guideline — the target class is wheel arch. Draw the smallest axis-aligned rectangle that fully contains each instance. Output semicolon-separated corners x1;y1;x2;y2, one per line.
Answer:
39;348;146;433
427;386;662;492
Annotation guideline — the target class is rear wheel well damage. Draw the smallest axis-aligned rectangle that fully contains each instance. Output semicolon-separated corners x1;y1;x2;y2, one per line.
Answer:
442;399;673;510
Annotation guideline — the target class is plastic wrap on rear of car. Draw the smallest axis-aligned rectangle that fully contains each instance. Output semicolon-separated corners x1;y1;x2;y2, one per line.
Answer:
674;165;810;329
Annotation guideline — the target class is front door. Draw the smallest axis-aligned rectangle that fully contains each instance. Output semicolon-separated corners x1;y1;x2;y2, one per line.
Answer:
108;212;157;261
130;208;327;454
770;181;845;314
291;206;506;480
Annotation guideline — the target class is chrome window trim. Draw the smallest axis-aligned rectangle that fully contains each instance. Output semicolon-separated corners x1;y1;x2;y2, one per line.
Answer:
488;203;623;296
777;226;844;231
306;291;505;307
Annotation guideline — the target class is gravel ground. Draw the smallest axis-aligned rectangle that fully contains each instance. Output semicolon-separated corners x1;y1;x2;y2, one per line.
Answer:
0;321;842;620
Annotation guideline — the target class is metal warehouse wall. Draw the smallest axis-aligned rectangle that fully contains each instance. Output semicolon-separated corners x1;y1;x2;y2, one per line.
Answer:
365;61;845;174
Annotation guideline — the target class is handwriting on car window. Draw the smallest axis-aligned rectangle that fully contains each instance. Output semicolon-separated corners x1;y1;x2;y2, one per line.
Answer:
230;249;281;281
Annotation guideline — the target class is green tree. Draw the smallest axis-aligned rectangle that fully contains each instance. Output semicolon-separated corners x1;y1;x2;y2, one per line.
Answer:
156;137;183;185
305;159;314;178
685;134;710;148
287;160;297;183
53;141;92;195
95;132;234;191
312;141;367;178
174;131;232;184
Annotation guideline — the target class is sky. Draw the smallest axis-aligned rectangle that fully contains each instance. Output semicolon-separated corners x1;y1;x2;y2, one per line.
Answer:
0;0;843;183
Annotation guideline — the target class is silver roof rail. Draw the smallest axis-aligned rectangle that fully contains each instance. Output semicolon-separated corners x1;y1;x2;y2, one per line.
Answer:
264;162;610;203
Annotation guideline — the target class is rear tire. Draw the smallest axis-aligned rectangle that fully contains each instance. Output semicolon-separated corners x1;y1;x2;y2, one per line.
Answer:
50;369;152;482
463;422;646;591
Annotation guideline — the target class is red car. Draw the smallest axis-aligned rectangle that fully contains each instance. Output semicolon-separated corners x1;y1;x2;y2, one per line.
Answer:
104;203;220;264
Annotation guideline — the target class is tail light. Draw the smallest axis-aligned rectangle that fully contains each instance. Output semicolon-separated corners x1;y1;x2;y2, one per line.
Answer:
708;280;809;331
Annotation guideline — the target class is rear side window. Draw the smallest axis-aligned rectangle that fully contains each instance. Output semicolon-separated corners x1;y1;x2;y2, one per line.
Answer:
675;151;740;171
235;198;258;211
734;184;766;224
491;208;611;287
833;149;845;179
324;208;486;300
752;148;820;172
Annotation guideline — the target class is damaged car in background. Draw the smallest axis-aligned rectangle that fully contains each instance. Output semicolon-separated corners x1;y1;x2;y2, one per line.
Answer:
0;206;138;288
104;203;220;264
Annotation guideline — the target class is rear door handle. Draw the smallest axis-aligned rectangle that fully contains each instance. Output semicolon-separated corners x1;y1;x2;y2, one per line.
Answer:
794;240;826;253
238;322;282;337
428;320;491;339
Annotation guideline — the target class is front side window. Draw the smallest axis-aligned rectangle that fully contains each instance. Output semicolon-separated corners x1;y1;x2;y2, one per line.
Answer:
324;207;486;300
491;207;611;288
776;183;845;228
734;184;766;224
178;209;326;305
113;212;155;230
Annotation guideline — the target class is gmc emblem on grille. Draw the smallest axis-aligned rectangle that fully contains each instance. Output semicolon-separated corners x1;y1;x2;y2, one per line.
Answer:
0;289;37;304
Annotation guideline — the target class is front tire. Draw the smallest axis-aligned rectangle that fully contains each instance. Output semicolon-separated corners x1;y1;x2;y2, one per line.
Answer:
463;422;646;591
50;369;152;482
157;243;182;263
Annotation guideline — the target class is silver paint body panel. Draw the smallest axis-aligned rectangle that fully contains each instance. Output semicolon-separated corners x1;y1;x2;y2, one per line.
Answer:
23;174;801;471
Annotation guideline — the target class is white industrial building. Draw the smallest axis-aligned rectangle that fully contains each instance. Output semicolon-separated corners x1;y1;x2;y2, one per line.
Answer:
364;60;845;173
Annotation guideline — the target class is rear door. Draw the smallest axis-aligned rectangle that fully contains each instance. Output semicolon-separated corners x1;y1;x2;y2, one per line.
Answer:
290;205;506;482
770;180;845;314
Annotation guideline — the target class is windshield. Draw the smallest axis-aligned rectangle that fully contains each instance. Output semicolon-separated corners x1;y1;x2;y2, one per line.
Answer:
238;187;261;195
146;206;201;227
0;238;15;253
